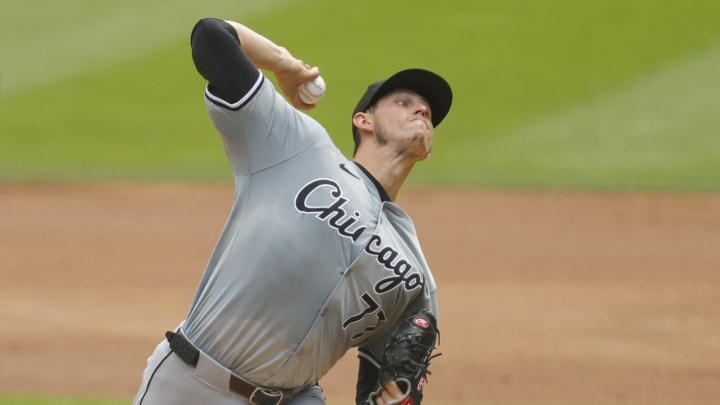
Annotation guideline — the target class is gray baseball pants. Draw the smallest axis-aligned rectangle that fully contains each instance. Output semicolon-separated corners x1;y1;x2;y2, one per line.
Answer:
133;334;325;405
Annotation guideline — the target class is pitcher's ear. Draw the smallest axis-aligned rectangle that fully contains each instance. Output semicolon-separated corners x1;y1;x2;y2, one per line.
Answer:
352;112;372;134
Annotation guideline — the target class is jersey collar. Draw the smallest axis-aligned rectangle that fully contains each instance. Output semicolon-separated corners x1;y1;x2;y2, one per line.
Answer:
352;161;392;203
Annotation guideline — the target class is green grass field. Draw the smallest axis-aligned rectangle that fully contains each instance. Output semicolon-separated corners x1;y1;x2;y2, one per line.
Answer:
2;0;720;190
1;1;720;402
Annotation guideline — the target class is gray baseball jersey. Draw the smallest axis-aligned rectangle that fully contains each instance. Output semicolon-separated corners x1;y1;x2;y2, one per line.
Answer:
181;73;438;390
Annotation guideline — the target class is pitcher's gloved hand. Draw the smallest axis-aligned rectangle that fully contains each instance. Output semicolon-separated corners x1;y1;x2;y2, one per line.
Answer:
366;309;440;405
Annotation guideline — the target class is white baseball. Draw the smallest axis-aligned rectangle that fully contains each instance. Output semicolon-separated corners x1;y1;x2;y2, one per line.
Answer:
299;76;326;104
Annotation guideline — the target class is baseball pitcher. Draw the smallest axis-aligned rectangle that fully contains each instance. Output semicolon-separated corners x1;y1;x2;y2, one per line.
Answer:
133;16;452;405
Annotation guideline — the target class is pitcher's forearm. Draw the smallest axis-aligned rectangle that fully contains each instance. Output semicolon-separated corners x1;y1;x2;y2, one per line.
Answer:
224;20;296;75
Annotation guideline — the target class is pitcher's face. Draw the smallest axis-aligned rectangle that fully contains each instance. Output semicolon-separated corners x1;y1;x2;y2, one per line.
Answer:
371;90;434;160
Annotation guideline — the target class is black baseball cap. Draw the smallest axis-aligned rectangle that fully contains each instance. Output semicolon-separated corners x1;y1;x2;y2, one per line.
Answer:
352;68;453;141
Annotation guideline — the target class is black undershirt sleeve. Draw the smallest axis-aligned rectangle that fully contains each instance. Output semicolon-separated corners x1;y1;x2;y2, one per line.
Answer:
355;351;380;405
190;18;261;103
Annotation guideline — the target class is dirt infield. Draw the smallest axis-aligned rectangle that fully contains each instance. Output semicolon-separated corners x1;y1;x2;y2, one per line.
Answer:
1;182;719;405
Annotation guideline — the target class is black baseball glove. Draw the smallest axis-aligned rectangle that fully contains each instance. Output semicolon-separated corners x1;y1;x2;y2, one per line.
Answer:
366;309;440;405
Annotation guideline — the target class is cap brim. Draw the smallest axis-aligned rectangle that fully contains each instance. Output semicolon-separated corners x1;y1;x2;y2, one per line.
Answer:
366;68;453;128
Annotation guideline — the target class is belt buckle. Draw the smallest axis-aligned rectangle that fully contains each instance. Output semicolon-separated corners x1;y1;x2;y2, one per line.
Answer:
249;386;283;405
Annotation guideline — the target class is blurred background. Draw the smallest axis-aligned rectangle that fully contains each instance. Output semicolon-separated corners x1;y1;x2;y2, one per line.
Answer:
1;0;719;190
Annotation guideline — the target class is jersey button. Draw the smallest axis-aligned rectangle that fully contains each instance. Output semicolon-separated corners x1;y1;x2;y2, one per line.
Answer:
321;308;328;317
297;348;305;356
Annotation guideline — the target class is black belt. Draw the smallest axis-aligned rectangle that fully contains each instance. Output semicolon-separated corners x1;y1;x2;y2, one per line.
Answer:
165;331;287;405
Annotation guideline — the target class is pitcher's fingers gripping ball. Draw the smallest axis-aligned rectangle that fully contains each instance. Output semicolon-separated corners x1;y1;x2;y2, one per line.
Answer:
367;309;440;405
299;75;326;104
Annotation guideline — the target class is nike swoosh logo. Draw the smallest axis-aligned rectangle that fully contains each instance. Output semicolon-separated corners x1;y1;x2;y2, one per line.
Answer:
339;163;360;179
